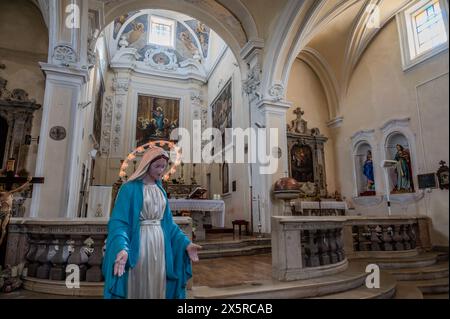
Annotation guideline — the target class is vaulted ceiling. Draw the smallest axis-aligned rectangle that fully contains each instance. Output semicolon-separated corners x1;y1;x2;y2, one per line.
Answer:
296;0;412;119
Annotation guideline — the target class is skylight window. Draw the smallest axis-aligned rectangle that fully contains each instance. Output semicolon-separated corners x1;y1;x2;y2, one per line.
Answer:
149;16;175;47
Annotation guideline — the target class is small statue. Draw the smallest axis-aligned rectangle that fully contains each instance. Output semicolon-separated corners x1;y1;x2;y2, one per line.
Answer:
363;150;375;191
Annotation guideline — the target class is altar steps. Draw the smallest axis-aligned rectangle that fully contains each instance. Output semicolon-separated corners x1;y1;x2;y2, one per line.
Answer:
190;262;395;299
350;252;440;269
197;237;271;259
353;250;449;299
388;261;448;281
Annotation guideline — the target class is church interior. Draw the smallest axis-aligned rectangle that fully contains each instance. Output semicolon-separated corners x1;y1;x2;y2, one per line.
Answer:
0;0;448;299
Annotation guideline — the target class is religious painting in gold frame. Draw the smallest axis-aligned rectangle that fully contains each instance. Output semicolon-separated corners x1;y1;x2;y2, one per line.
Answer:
136;95;180;146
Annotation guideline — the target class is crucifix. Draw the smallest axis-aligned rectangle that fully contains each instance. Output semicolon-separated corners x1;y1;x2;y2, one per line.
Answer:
0;159;44;265
0;159;44;192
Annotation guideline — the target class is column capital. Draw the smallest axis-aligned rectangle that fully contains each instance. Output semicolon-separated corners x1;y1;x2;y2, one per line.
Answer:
39;62;90;85
240;38;265;61
256;99;292;114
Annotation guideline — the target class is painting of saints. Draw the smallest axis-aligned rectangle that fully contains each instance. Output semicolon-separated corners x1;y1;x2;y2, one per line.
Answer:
136;96;180;146
291;145;314;183
393;144;414;193
211;81;232;154
222;162;229;194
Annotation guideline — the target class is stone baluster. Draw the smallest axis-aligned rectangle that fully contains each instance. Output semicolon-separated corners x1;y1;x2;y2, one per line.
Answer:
305;230;320;267
301;232;307;268
358;225;370;251
369;225;381;251
327;229;339;264
393;225;404;251
36;234;52;279
351;226;359;251
86;234;106;282
381;226;393;251
408;224;417;249
67;235;89;281
49;235;70;280
401;225;411;250
25;234;39;277
318;230;330;265
335;228;345;261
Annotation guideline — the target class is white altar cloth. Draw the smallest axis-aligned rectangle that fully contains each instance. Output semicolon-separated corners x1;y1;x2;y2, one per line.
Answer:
168;199;225;228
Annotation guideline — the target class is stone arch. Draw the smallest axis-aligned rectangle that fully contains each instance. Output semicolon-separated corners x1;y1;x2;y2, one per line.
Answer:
101;0;258;69
297;47;340;121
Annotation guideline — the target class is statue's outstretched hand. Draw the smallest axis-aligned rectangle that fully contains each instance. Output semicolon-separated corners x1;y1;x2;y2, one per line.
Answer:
186;243;202;262
114;250;128;277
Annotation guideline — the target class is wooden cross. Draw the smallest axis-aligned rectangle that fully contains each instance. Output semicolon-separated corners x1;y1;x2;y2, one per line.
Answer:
0;174;44;191
0;160;44;191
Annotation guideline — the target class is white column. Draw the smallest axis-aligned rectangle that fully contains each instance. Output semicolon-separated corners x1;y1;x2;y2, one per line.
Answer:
29;0;90;218
109;71;131;158
29;64;88;218
254;99;291;234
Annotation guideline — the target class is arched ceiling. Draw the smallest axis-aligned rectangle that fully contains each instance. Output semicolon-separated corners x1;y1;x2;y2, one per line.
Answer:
99;0;260;63
288;0;412;120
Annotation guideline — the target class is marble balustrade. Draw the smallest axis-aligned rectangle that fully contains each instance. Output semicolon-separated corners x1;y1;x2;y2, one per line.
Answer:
6;217;192;284
271;215;432;281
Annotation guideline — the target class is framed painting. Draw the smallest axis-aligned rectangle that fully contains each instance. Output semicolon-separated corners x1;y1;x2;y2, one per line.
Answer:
222;162;229;195
92;67;104;146
290;144;314;183
211;80;232;155
136;95;180;146
417;173;437;189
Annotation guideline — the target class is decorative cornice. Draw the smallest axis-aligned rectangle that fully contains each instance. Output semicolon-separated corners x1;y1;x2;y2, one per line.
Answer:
39;62;90;84
327;116;344;128
257;99;292;113
240;38;264;61
380;117;411;134
350;128;375;143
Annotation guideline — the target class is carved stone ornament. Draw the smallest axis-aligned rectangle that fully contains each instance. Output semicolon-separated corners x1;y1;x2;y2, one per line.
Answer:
112;78;129;93
49;126;67;141
53;45;77;64
144;48;178;71
242;65;261;99
268;83;285;101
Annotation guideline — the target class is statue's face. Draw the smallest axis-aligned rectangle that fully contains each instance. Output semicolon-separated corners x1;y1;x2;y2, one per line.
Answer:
148;158;168;181
396;145;402;151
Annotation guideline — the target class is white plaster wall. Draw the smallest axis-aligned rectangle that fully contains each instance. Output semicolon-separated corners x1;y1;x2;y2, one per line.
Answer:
206;47;250;228
335;19;449;245
284;18;448;246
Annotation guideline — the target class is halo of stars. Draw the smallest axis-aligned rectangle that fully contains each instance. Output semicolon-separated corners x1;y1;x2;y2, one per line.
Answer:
119;140;182;182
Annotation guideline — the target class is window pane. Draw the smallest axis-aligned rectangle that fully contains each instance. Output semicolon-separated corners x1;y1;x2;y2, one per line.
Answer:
413;0;447;55
149;17;174;47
